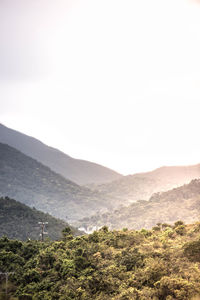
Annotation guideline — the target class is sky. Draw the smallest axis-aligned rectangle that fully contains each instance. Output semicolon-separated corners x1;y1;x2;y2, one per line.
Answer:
1;0;200;175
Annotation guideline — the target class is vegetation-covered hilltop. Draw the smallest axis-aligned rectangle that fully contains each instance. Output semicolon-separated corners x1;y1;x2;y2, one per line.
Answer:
80;179;200;230
0;197;80;240
1;222;200;299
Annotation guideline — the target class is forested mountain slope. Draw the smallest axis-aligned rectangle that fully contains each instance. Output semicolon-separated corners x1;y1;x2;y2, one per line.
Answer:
80;179;200;230
0;143;113;222
0;196;80;240
0;123;122;185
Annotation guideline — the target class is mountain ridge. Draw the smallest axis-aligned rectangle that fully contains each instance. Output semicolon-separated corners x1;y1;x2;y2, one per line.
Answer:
0;123;122;185
90;163;200;204
80;178;200;231
0;142;114;222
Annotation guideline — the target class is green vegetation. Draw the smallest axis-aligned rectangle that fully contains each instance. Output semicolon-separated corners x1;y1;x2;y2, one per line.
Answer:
1;221;200;299
0;197;80;240
80;179;200;230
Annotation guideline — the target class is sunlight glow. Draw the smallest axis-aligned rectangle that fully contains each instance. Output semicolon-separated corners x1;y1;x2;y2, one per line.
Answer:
1;0;200;174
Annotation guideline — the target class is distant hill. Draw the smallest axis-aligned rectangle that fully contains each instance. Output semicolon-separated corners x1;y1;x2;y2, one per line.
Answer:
0;196;80;240
0;123;122;185
80;179;200;231
0;143;113;222
91;164;200;204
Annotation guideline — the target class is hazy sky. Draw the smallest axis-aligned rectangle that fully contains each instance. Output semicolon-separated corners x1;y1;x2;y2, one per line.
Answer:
1;0;200;175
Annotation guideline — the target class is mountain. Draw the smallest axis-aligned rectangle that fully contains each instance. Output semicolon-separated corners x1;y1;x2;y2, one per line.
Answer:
0;143;114;222
79;179;200;230
0;123;122;185
90;164;200;204
0;196;80;240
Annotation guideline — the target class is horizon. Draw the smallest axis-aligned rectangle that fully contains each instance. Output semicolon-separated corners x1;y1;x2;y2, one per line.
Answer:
1;0;200;174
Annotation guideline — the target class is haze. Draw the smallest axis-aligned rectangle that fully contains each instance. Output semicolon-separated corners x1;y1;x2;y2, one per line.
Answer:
0;0;200;175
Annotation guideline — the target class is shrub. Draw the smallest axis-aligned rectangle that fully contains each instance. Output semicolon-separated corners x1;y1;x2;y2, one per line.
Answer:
174;220;184;228
175;225;186;236
183;239;200;262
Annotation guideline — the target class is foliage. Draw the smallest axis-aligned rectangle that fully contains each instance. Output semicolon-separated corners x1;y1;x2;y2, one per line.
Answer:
183;239;200;262
1;222;200;299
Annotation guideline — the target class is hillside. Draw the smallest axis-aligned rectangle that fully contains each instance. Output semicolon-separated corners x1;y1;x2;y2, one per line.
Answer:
79;179;200;231
0;143;114;222
91;164;200;204
0;196;80;240
0;123;122;185
1;222;200;299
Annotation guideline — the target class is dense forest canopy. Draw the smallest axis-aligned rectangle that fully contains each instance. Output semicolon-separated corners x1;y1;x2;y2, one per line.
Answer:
1;222;200;299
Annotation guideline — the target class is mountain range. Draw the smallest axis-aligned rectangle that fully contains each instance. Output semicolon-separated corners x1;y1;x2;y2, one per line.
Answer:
90;164;200;204
1;124;200;230
80;179;200;230
0;142;114;222
0;123;122;185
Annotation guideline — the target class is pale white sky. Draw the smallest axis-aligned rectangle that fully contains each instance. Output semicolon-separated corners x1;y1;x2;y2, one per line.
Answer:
1;0;200;175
